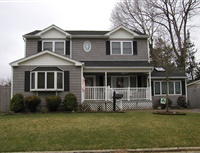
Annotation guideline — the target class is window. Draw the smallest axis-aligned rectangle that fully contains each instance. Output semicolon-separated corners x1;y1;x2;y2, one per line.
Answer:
42;41;65;54
112;77;129;88
31;71;64;91
154;81;181;95
111;41;133;55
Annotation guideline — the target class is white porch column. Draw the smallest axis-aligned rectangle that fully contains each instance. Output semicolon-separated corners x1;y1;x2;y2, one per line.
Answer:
81;66;84;103
105;72;107;101
149;71;152;100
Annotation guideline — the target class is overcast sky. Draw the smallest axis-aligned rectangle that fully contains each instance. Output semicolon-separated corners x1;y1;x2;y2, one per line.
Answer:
0;0;200;79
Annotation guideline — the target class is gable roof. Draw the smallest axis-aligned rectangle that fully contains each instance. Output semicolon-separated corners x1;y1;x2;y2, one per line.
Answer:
10;51;83;67
105;26;148;38
36;24;71;36
23;25;148;38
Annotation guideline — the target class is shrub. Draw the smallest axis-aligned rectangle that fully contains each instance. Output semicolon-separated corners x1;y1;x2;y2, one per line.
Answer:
63;93;78;111
24;96;41;112
177;96;187;108
45;95;61;111
153;97;173;109
10;93;24;113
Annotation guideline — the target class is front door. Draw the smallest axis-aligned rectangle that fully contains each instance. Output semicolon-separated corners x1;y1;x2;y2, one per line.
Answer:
111;76;129;88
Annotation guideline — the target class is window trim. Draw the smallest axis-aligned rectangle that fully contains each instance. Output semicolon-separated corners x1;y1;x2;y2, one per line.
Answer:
30;71;64;91
154;80;182;96
110;41;133;55
42;40;66;54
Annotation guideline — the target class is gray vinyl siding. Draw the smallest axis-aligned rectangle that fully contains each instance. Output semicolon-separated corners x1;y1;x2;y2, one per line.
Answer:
152;95;185;106
25;38;149;61
25;39;40;57
13;65;82;104
72;38;148;61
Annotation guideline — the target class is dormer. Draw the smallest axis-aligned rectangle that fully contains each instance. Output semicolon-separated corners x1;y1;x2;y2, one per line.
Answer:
105;26;149;56
24;25;71;57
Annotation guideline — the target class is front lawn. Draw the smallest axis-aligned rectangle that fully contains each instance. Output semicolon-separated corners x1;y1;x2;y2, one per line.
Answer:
0;111;200;152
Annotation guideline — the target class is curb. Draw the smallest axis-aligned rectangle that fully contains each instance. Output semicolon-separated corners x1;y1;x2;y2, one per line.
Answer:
11;147;200;153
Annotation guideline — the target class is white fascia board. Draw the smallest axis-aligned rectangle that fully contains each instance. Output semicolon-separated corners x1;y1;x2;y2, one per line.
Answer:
36;24;71;37
10;50;83;67
105;26;135;36
84;67;153;73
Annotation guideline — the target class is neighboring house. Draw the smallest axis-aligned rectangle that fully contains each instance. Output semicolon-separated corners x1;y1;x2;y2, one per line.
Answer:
10;25;187;110
187;80;200;108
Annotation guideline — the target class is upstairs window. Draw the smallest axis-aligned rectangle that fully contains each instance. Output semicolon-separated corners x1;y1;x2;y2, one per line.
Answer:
42;41;65;55
111;41;133;55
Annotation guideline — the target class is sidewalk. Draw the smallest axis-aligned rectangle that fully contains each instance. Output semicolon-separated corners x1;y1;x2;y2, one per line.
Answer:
12;147;200;153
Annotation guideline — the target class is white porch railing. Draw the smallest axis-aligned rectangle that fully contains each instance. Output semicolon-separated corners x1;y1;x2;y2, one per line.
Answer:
84;86;151;101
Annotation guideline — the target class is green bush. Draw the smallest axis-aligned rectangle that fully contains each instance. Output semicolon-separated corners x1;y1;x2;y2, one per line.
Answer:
10;93;24;113
63;93;78;111
45;95;61;111
177;96;187;108
24;96;41;112
153;97;172;109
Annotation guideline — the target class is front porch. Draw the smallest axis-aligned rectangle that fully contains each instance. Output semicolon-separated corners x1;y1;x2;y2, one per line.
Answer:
83;86;152;111
84;86;151;101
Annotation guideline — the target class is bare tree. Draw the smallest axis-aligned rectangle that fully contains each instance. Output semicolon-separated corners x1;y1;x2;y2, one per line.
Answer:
149;0;200;71
111;0;200;71
111;0;159;48
153;38;175;112
0;77;11;87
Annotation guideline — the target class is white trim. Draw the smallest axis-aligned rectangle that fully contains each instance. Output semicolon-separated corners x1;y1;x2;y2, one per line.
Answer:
154;80;182;96
36;24;71;37
42;40;65;54
110;41;133;55
10;50;83;67
84;67;153;73
30;71;64;91
105;26;149;38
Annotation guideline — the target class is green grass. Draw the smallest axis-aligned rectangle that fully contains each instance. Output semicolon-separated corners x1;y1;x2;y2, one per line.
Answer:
0;111;200;152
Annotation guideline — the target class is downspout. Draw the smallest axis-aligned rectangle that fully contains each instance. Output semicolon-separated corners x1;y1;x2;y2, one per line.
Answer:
70;35;72;58
10;66;13;98
23;37;26;57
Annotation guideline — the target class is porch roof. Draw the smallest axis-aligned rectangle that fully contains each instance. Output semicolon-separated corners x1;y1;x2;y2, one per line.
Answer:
151;69;187;78
83;61;153;68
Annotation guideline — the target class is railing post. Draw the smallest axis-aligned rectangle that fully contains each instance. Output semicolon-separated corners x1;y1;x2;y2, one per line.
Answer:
128;87;130;101
105;86;107;101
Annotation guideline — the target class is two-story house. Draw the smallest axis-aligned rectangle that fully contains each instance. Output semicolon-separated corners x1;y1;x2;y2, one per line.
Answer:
10;25;187;110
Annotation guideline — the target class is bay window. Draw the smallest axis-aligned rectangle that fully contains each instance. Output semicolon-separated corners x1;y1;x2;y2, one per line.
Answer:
31;71;64;91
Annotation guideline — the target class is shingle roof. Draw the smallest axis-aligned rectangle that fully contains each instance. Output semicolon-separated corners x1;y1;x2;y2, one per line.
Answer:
66;31;109;35
83;61;152;67
24;30;146;36
151;69;187;78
